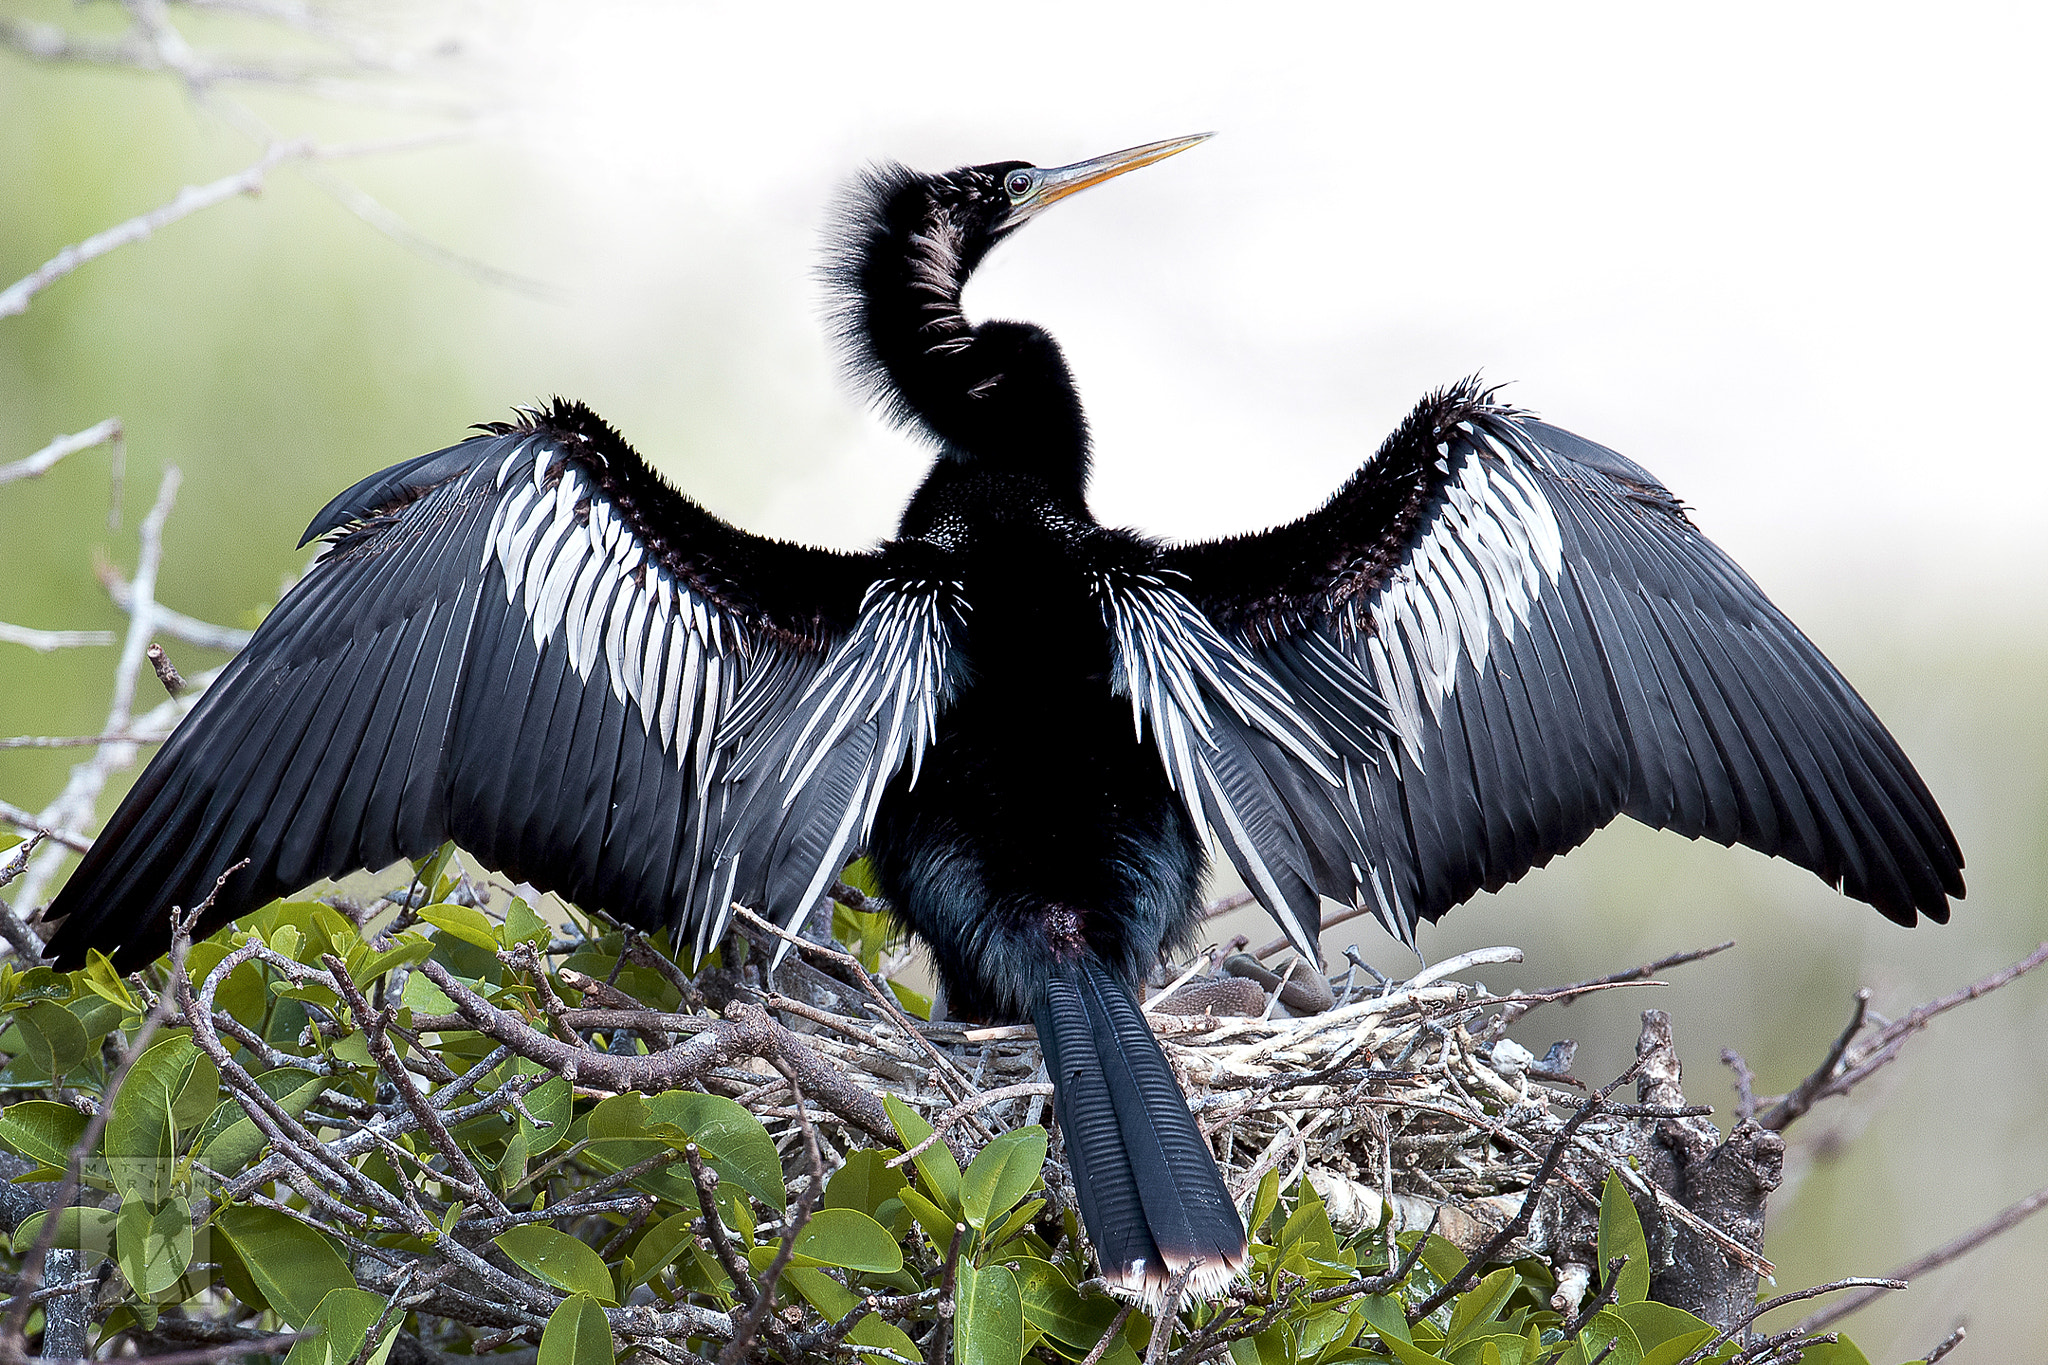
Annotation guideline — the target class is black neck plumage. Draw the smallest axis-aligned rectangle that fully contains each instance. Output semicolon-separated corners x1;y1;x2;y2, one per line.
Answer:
831;166;1092;510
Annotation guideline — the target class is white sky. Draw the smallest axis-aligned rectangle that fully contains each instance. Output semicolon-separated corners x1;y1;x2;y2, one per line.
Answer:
473;1;2044;631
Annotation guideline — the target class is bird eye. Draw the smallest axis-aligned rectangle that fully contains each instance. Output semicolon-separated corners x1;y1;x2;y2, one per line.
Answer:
1006;171;1034;199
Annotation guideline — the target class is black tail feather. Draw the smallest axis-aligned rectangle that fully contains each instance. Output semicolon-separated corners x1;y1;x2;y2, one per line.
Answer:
1034;955;1245;1300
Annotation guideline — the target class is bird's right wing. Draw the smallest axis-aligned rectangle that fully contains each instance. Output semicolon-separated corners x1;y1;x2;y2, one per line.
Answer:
1152;380;1962;951
44;401;964;971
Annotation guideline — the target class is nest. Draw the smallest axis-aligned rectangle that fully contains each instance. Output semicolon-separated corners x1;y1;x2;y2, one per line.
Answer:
687;912;1764;1304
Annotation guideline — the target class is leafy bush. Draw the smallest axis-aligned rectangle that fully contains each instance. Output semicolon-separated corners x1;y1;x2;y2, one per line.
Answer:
0;846;1939;1364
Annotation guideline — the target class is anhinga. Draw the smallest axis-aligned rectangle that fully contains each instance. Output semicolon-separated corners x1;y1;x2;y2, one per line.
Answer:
43;135;1964;1300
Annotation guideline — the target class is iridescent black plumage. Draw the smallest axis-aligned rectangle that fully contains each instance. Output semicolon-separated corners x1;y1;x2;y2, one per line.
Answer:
42;135;1962;1301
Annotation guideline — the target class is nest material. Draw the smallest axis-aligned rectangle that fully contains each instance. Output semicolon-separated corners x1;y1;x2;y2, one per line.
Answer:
702;926;1758;1300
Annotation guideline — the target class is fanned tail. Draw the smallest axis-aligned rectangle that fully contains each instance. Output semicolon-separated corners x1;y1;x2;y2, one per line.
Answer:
1033;954;1246;1302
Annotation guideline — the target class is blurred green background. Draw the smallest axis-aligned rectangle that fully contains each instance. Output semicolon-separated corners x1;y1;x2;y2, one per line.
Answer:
3;2;2044;1360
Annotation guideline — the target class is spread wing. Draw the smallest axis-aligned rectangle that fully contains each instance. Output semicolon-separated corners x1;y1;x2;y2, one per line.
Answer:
1138;380;1962;955
44;401;963;971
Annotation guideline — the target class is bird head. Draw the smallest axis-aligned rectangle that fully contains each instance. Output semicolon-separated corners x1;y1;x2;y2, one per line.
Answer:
830;135;1210;498
919;133;1214;270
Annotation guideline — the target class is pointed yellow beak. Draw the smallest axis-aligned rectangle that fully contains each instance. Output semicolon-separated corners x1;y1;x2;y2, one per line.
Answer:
1007;133;1212;223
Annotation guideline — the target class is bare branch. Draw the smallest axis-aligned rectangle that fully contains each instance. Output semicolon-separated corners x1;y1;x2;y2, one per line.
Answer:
1758;989;1868;1132
0;624;113;653
1920;1327;1966;1364
1762;944;2048;1130
1675;1277;1905;1365
35;1334;301;1365
1796;1181;2048;1333
96;555;254;652
1199;890;1255;922
10;467;183;926
1143;1263;1194;1365
1564;941;1735;993
886;1084;1054;1167
1;147;310;319
1078;1303;1137;1365
0;801;90;854
1406;1057;1646;1323
0;732;166;751
415;959;899;1145
147;642;187;695
0;419;123;487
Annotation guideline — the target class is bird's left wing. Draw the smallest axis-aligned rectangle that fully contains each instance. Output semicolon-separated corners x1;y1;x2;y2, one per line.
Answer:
1145;380;1962;956
43;401;963;971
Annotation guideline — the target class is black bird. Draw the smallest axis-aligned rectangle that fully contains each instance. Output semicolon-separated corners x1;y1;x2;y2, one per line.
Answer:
43;135;1963;1300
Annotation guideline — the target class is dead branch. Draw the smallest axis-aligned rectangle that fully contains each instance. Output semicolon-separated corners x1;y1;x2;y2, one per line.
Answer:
87;543;240;651
1;148;312;319
9;467;181;925
1795;1181;2048;1333
1760;943;2048;1130
0;419;122;488
415;959;898;1146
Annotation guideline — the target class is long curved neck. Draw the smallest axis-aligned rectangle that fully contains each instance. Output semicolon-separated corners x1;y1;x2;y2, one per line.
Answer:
839;175;1092;509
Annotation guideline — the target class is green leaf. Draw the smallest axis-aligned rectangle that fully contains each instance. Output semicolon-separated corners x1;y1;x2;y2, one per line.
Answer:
884;1093;960;1212
418;904;501;953
1597;1174;1651;1307
398;970;458;1016
1614;1303;1714;1352
116;1196;194;1296
9;967;70;1004
955;1260;1023;1365
574;1094;700;1210
827;1148;909;1217
985;1197;1045;1254
839;857;881;898
1228;1326;1277;1365
283;1288;403;1365
351;936;436;988
68;993;126;1052
268;924;304;963
789;1207;903;1272
781;1266;924;1361
0;1099;89;1167
1413;1232;1466;1289
1640;1329;1720;1365
12;1205;118;1257
183;942;267;1028
495;1225;620;1305
538;1293;614;1365
625;1212;696;1288
1356;1294;1411;1347
960;1126;1046;1232
1296;1303;1357;1358
1014;1257;1124;1351
16;1001;88;1077
1447;1266;1518;1348
106;1035;207;1205
1566;1310;1642;1365
1376;1333;1452;1365
1792;1341;1872;1365
505;897;551;949
1280;1190;1339;1260
214;1206;353;1326
642;1090;785;1212
409;843;460;907
888;979;933;1019
196;1067;327;1175
1248;1168;1281;1241
76;953;135;1011
897;1185;959;1246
